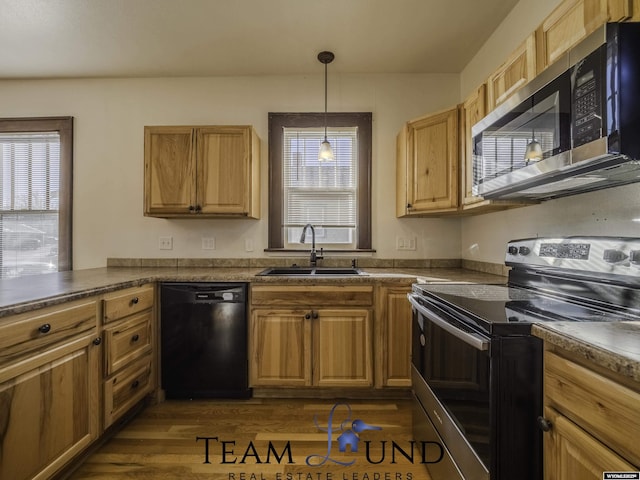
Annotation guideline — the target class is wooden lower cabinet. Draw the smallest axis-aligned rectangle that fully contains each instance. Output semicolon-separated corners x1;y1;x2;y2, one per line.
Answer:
0;284;157;480
541;347;640;479
250;307;372;387
250;284;375;388
102;284;155;428
314;309;372;387
0;333;100;480
376;285;412;387
543;406;636;480
250;309;312;386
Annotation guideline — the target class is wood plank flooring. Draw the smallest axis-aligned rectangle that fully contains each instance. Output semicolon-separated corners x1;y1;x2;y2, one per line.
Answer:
67;398;431;479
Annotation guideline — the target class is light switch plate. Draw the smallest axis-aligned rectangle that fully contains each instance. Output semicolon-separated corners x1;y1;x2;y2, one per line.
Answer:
202;237;216;250
159;236;173;250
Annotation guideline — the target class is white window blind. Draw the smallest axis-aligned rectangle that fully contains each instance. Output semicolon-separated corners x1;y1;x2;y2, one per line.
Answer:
283;127;358;246
0;132;60;277
478;130;555;180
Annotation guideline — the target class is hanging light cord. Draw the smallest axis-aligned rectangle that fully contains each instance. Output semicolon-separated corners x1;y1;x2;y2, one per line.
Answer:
324;59;328;141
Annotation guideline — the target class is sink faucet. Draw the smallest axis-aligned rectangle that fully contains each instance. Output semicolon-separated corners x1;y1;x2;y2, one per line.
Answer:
300;223;324;267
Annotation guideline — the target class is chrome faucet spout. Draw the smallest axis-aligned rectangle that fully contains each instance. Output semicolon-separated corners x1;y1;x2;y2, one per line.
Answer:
300;223;323;266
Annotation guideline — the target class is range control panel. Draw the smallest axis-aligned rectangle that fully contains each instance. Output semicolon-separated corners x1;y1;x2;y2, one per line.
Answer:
506;236;640;276
539;242;591;260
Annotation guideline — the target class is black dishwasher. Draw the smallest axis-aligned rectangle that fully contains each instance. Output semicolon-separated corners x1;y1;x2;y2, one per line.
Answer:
160;283;251;399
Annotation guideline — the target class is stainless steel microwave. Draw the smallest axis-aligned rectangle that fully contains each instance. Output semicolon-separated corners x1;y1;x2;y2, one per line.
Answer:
472;23;640;200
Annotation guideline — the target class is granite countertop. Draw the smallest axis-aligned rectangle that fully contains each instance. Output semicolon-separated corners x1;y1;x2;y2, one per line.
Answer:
0;266;507;318
5;265;639;385
532;322;640;384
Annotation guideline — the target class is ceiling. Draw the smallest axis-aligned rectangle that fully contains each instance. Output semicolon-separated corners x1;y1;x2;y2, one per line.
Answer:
0;0;520;79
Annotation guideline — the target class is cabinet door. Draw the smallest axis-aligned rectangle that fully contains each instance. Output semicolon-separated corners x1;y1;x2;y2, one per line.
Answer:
405;107;459;214
104;353;153;428
543;407;636;480
536;0;609;73
314;309;372;387
144;126;196;215
197;126;256;216
461;85;487;207
396;123;410;217
377;287;412;387
0;334;100;480
250;309;312;386
487;34;536;110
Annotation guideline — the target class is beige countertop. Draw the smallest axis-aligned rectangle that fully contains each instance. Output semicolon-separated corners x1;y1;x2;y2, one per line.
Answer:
0;266;507;318
532;322;640;383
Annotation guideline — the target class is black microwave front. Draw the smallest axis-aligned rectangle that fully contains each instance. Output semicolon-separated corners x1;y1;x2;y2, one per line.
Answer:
472;22;640;200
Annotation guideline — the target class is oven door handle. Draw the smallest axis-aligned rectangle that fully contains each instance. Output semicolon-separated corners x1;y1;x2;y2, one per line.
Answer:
408;293;489;351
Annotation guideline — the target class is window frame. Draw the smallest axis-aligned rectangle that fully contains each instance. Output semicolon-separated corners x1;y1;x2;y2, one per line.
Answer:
268;112;372;251
0;117;73;272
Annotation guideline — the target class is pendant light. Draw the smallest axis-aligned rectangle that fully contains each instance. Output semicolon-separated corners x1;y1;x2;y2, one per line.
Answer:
524;129;543;162
317;51;335;161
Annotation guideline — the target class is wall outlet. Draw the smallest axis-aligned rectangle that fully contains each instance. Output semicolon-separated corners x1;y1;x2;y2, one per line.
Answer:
396;236;417;251
245;238;254;252
159;236;173;250
202;237;216;250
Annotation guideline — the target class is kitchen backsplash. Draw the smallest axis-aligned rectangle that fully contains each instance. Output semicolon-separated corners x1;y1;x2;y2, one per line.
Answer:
107;257;507;276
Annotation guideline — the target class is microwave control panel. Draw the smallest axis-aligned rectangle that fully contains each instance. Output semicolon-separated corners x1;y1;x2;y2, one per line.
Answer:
571;45;605;148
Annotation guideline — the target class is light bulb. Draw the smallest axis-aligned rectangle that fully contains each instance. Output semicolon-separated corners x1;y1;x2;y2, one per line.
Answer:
318;139;334;161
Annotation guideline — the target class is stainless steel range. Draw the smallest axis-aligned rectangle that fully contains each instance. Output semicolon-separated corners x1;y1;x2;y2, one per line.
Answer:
408;236;640;480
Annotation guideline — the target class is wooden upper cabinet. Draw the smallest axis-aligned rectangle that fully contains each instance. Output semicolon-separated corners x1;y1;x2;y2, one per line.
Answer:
396;107;459;217
196;127;259;216
535;0;631;73
460;84;486;207
487;33;536;110
144;127;195;215
144;125;260;218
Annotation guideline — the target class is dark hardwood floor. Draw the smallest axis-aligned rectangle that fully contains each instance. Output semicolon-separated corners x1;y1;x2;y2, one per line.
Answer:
67;398;431;479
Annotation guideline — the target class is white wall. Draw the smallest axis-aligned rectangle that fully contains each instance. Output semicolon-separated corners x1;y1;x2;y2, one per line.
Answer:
0;73;462;269
459;0;640;264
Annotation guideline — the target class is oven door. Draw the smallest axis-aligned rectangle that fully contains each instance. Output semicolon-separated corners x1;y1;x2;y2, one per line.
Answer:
410;293;491;480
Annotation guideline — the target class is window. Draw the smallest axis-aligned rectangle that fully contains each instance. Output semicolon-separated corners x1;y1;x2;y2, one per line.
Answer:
268;113;372;251
0;117;73;278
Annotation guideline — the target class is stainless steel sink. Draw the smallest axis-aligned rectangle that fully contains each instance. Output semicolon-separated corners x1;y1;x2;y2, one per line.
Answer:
257;266;364;276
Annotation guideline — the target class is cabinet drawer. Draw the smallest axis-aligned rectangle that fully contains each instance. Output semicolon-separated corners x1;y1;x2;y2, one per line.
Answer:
103;285;154;323
103;311;152;376
104;353;153;428
0;300;97;366
251;285;374;307
544;351;640;465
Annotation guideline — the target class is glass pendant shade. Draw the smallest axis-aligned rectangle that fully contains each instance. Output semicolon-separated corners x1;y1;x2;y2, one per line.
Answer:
318;138;334;161
524;139;543;161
